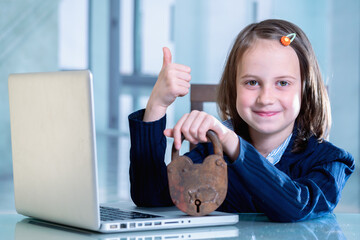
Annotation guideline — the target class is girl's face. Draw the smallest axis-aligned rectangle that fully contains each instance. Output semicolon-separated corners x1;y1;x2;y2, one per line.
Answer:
236;39;302;141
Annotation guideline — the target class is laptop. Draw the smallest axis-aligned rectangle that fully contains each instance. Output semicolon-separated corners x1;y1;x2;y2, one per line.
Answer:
8;70;239;233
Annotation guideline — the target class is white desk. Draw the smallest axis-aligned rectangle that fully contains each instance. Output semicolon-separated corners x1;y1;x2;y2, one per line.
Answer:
1;212;359;239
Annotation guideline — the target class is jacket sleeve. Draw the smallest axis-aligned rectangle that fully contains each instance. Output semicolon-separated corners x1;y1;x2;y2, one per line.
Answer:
230;137;355;222
128;109;173;206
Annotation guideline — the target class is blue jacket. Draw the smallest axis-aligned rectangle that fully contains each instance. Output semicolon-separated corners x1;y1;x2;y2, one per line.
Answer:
128;109;355;222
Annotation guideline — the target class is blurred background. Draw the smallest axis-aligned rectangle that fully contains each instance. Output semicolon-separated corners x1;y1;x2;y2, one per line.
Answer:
0;0;359;214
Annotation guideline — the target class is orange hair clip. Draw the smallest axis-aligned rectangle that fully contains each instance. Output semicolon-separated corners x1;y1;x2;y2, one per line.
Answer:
280;33;296;46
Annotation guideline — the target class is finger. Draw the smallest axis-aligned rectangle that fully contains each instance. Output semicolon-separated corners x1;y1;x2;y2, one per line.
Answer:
176;86;190;98
176;80;191;91
180;111;200;144
162;47;172;67
173;114;189;150
198;116;213;142
176;71;192;82
163;128;174;138
172;63;191;73
188;111;206;141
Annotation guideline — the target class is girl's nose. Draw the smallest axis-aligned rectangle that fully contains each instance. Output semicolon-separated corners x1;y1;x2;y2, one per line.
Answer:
257;86;276;105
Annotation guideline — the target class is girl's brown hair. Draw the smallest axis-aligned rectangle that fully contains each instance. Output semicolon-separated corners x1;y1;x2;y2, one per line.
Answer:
217;19;331;152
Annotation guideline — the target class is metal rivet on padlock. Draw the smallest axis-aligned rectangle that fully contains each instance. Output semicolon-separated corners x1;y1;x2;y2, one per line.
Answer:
167;130;228;216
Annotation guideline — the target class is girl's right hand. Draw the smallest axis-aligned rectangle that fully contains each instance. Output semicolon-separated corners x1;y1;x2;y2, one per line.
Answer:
143;47;191;122
164;111;240;162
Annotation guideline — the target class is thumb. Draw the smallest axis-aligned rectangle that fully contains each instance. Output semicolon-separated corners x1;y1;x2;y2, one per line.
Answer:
162;47;172;67
163;128;174;138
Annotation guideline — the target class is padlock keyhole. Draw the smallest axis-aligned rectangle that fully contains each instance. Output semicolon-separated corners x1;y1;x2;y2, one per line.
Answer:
195;199;201;213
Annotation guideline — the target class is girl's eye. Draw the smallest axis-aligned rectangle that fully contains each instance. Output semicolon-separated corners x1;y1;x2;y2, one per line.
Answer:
246;80;258;86
277;81;289;87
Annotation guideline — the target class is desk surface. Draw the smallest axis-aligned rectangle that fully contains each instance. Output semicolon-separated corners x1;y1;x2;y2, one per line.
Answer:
1;212;359;240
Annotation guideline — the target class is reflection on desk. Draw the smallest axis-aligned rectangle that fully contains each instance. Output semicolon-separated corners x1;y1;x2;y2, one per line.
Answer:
16;218;238;240
236;213;346;239
12;213;357;240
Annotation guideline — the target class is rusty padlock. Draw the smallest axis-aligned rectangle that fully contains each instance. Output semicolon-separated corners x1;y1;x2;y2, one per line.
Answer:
167;130;227;216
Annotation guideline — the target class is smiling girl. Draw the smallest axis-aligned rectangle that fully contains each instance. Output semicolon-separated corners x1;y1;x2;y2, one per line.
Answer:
128;19;354;222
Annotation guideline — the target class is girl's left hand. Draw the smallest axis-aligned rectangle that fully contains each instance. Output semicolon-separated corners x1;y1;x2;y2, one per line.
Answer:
163;110;240;162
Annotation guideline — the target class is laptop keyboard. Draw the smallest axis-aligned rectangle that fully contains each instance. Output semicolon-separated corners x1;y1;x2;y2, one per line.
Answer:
100;206;161;222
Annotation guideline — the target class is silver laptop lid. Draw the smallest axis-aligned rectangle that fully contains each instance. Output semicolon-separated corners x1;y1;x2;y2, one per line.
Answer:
9;70;100;231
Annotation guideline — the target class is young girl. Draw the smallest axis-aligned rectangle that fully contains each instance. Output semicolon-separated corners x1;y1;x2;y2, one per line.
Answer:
128;19;354;222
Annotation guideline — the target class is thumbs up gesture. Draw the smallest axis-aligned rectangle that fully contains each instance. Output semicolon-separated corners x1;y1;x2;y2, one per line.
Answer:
143;47;191;122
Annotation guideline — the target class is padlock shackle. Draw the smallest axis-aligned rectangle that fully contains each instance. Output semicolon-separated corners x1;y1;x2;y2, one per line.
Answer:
171;130;223;161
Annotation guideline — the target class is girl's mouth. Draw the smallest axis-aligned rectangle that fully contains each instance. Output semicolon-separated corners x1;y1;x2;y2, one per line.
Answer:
253;111;280;117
